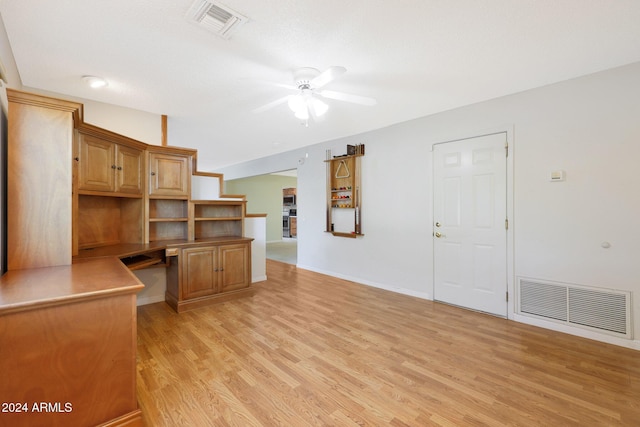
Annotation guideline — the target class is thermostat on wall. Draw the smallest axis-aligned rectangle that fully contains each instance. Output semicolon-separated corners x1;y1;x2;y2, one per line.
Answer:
549;170;566;182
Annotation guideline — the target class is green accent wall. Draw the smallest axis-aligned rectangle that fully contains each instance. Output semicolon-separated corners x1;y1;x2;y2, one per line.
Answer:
225;174;297;242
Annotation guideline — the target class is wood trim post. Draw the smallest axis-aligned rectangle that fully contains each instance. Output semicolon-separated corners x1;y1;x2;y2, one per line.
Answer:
161;114;167;146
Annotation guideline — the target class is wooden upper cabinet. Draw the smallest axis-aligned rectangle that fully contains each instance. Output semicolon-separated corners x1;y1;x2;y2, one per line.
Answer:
117;144;144;194
77;133;143;195
148;151;190;198
7;90;82;270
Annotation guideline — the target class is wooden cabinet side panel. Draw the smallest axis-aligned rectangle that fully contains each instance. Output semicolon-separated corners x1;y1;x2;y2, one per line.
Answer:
8;102;73;269
165;255;180;301
0;294;139;427
72;130;79;256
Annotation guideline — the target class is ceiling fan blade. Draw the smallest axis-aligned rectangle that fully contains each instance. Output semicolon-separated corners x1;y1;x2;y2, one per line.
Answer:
311;66;346;88
273;82;297;91
317;90;377;106
252;96;291;113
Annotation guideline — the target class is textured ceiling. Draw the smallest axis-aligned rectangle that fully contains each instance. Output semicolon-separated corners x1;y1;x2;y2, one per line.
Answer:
2;0;640;170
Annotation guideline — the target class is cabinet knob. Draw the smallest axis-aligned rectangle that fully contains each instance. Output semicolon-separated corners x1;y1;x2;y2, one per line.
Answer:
150;172;156;176
220;268;224;271
117;166;122;170
74;157;79;161
214;268;218;272
111;165;117;169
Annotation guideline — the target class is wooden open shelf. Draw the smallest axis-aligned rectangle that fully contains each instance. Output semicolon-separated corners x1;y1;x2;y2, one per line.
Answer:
326;152;363;237
328;231;364;239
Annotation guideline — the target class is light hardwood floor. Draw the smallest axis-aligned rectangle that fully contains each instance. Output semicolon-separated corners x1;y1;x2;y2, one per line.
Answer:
136;260;640;426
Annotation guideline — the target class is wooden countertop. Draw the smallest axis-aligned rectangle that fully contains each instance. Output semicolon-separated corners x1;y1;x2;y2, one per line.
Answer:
0;257;144;315
0;237;256;316
73;237;254;261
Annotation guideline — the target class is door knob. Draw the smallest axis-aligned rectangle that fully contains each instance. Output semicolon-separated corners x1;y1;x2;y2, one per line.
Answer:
435;232;442;238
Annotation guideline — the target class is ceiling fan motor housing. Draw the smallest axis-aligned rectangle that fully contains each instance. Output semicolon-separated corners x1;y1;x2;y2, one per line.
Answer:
293;67;321;89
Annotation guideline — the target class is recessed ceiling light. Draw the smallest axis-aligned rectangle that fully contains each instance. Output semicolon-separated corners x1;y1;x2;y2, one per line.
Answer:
82;75;108;89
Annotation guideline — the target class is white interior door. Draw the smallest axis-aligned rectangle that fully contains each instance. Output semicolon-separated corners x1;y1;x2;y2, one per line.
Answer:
433;133;507;316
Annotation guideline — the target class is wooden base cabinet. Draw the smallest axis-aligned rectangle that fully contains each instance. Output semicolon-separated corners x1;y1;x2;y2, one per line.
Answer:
0;258;144;427
165;238;253;312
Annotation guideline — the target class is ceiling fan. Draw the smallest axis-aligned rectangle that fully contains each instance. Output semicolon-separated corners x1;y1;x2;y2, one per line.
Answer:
253;66;377;122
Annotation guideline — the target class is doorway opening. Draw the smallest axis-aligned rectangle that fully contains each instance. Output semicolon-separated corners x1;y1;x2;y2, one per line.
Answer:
224;169;298;265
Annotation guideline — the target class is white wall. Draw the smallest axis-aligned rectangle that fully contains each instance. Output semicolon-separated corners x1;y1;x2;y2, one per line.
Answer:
80;99;162;146
14;90;164;146
245;216;267;282
217;62;640;349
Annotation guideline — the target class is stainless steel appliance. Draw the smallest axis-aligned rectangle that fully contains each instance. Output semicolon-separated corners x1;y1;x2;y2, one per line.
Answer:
282;208;290;238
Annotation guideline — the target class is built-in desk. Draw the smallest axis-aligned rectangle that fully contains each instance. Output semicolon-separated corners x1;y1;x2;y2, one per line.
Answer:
0;258;144;427
74;240;174;270
75;236;255;313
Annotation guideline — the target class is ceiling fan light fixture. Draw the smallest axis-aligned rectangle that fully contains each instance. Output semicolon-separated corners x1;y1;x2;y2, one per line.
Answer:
288;90;328;120
255;65;373;122
310;97;328;117
288;94;306;113
294;107;309;120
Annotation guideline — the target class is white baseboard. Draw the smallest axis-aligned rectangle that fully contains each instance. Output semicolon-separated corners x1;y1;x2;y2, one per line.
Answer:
252;275;267;283
512;313;639;350
295;264;432;301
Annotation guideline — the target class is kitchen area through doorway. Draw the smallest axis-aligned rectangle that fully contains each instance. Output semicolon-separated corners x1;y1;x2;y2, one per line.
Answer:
282;186;297;239
224;170;297;265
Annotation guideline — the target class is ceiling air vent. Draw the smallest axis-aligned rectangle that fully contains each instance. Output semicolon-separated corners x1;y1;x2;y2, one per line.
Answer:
187;0;248;39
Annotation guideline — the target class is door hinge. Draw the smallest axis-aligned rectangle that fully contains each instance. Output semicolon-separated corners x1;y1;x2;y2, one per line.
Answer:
506;291;509;302
505;218;509;230
505;142;509;157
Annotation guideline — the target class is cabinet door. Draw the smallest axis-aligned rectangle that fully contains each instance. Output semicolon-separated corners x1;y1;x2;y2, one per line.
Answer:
78;134;115;192
116;145;143;194
219;243;250;293
149;152;190;197
182;247;218;299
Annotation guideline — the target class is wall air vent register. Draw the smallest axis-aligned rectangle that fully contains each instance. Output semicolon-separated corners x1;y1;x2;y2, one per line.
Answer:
517;277;631;339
